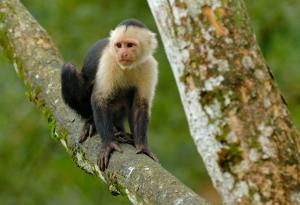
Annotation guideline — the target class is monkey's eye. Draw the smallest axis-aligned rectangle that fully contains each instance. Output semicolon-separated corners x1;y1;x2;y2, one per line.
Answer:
127;43;135;48
115;43;122;48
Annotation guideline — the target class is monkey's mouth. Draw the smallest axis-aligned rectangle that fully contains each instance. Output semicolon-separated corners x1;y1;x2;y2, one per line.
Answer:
119;59;133;65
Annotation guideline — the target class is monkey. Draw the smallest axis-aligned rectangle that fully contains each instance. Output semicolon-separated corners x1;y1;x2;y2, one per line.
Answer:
61;19;158;171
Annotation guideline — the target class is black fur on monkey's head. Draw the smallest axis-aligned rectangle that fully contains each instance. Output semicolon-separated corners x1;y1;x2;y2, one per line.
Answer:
118;18;148;29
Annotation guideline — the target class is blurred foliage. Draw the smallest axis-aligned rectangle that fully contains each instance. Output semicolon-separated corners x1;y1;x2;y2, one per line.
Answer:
0;0;299;204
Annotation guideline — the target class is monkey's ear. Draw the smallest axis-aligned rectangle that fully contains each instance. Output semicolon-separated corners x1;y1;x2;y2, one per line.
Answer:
144;31;158;54
109;26;124;43
109;28;117;43
150;32;158;52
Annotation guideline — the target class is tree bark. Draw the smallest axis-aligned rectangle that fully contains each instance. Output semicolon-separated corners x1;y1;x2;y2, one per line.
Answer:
147;0;300;204
0;0;210;204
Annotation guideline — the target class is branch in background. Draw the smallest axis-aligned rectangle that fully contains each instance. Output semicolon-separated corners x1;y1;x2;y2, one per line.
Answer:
0;0;210;204
148;0;300;204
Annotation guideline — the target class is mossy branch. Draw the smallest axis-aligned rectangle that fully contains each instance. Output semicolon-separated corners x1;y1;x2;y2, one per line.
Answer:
0;0;210;204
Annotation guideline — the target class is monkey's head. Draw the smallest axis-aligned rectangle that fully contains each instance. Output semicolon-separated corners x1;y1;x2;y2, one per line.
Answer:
109;19;158;69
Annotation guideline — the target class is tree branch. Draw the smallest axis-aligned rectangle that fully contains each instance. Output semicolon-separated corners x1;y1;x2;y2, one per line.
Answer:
0;0;210;204
148;0;300;204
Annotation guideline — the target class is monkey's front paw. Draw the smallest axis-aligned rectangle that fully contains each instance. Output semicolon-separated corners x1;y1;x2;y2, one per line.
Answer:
136;144;159;162
98;142;123;171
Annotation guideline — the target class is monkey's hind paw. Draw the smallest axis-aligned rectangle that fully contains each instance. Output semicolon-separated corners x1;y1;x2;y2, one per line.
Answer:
136;144;159;162
114;131;134;145
98;141;123;171
79;120;96;143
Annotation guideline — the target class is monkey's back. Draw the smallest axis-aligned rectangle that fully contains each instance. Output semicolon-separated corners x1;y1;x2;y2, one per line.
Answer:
81;38;109;85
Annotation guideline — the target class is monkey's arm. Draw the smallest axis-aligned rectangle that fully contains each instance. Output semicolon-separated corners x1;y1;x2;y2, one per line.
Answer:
91;97;122;171
130;96;158;161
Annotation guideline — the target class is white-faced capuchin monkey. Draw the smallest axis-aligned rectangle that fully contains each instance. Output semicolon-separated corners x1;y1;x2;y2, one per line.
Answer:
61;19;158;171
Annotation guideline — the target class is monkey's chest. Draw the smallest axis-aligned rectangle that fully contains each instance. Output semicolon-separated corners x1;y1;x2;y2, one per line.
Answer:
109;88;135;112
95;68;139;98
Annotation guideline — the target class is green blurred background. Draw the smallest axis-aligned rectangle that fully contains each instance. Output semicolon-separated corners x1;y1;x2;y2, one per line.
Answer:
0;0;299;204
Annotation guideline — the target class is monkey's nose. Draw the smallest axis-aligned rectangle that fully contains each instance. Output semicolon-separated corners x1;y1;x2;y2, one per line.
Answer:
121;52;129;59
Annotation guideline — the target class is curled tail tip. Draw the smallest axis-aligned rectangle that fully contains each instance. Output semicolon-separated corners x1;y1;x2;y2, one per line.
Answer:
62;62;76;70
61;63;78;80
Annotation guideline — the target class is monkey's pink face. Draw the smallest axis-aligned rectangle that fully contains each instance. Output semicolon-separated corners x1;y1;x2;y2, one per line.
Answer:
114;38;140;67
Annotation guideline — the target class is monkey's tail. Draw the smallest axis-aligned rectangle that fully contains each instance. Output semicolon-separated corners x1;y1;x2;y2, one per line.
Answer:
61;63;92;119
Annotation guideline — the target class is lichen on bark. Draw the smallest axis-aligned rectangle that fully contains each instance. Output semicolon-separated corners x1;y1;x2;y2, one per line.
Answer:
148;0;300;204
0;0;211;204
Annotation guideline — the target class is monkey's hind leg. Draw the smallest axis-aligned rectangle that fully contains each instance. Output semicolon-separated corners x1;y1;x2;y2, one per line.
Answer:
113;112;134;145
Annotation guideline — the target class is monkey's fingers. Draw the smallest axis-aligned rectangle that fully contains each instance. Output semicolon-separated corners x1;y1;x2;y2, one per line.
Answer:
97;141;123;171
87;123;96;139
88;124;94;136
147;152;159;162
79;122;96;143
136;145;159;162
79;128;89;143
102;153;108;171
110;142;123;153
97;152;107;171
141;150;159;162
98;149;109;171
